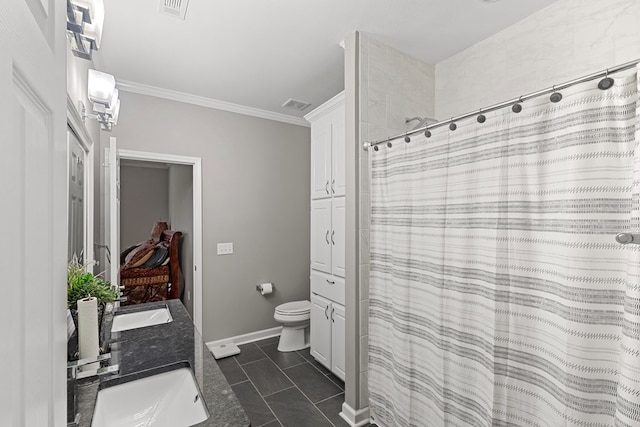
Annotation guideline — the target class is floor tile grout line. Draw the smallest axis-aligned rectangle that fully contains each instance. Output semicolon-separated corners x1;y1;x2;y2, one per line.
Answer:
278;361;340;427
314;390;345;405
233;355;282;427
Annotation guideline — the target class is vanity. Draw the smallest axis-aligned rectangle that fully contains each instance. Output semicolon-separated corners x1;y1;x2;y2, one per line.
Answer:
69;299;250;427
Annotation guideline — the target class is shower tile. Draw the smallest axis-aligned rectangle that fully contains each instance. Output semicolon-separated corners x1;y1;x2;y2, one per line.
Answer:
283;362;342;403
234;342;267;365
316;393;349;427
359;230;370;266
359;299;369;337
360;335;369;372
242;358;293;397
264;387;333;427
359;265;370;299
260;342;306;370
359;371;369;407
215;355;247;385
360;193;370;229
231;380;276;427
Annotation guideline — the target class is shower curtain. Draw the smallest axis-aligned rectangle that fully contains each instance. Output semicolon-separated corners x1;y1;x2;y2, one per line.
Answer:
368;70;640;427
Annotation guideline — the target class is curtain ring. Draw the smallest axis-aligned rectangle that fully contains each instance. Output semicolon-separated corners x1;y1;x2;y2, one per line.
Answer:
512;98;523;113
404;132;411;143
449;118;457;131
477;109;486;123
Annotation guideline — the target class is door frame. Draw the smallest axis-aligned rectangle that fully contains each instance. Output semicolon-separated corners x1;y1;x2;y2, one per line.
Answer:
118;149;203;333
67;95;94;264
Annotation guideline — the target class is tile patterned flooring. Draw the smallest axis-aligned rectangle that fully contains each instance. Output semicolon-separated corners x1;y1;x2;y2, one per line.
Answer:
215;337;364;427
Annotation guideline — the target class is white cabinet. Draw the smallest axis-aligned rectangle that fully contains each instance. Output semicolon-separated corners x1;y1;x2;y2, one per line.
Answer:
308;93;345;200
331;197;345;278
310;293;346;382
306;92;346;382
330;303;346;380
311;198;345;278
310;294;331;368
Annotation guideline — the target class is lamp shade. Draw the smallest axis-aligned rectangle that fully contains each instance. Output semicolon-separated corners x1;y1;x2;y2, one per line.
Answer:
88;69;115;106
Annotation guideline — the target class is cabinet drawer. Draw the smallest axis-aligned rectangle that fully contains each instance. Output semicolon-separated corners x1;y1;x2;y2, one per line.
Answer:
311;270;344;305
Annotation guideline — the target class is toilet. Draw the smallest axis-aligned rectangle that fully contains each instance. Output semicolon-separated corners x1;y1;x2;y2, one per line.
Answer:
274;300;311;352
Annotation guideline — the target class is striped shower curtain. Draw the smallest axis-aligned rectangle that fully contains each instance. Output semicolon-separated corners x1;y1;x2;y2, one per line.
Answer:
368;70;640;426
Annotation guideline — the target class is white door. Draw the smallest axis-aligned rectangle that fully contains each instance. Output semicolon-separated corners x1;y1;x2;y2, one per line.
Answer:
310;294;332;369
0;1;66;426
105;137;121;287
311;199;332;273
331;303;346;381
311;120;331;200
331;105;346;197
331;197;346;278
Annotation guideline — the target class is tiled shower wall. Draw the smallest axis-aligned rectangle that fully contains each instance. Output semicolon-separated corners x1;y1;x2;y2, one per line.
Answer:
356;33;435;406
436;0;640;119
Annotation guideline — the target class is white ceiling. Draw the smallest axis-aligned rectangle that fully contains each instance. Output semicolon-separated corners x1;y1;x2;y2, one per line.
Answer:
98;0;558;123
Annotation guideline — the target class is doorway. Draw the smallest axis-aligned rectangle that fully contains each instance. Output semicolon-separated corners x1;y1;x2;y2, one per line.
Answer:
116;149;203;333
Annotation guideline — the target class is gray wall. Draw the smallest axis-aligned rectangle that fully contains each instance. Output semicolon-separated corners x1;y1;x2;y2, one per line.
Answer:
168;164;194;318
119;164;170;249
103;91;311;342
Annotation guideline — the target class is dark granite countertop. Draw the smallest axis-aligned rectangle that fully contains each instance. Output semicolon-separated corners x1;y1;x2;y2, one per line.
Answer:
72;299;250;427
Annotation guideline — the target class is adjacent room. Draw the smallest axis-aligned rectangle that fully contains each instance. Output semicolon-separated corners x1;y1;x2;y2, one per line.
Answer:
3;0;640;426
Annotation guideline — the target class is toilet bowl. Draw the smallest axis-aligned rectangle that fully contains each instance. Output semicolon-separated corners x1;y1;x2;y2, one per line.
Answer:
274;300;311;352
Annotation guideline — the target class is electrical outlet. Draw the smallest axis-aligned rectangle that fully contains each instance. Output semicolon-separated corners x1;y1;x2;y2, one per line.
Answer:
217;242;233;255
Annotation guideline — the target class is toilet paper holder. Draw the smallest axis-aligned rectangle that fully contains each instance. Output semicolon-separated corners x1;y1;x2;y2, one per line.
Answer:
256;283;274;292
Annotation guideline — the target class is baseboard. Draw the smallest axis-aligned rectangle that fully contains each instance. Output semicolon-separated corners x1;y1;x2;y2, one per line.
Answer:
340;402;370;427
206;326;282;351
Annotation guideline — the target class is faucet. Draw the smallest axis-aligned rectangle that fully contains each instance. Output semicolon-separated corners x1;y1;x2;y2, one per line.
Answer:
67;352;119;380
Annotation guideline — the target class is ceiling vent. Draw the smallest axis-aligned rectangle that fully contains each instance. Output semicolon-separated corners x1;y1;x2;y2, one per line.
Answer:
159;0;190;20
282;98;312;112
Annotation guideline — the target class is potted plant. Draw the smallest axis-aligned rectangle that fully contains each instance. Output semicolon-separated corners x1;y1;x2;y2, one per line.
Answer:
67;255;119;330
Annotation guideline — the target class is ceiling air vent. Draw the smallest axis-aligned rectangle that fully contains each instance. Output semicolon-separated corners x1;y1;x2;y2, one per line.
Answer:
282;98;312;112
159;0;190;20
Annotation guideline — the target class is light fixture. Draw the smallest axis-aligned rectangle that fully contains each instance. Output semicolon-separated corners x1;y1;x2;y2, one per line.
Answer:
66;0;105;60
82;69;121;131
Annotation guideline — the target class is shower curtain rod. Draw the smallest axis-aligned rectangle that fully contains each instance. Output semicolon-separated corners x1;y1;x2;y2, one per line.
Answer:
363;58;640;150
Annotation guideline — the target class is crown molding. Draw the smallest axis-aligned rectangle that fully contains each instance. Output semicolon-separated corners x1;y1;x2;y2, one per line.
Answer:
116;80;310;128
304;90;345;122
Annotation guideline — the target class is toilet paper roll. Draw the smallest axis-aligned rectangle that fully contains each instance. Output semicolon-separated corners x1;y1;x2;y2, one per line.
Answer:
77;297;99;371
258;283;273;295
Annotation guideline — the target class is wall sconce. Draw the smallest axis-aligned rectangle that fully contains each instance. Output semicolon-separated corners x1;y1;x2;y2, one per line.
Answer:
80;69;120;131
66;0;104;60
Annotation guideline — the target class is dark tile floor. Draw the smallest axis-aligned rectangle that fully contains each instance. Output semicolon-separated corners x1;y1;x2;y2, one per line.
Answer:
215;337;361;427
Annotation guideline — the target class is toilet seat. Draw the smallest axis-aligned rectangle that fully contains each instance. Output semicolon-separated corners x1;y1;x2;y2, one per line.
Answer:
275;300;310;316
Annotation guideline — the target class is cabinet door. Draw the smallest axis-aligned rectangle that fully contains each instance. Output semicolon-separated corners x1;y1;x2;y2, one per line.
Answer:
331;105;346;197
310;294;332;369
331;303;346;381
331;197;345;278
311;199;332;274
311;120;331;200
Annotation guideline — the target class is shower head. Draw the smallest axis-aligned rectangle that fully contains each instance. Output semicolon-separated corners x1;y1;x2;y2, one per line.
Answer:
406;116;437;130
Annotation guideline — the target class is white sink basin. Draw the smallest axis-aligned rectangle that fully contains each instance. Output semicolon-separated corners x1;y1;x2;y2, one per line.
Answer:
111;306;173;332
92;367;208;427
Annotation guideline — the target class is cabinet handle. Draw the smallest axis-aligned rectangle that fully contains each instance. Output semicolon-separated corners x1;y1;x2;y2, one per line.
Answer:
325;180;329;194
326;279;335;285
324;306;329;319
331;179;335;194
325;230;330;244
331;307;335;322
331;230;335;245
